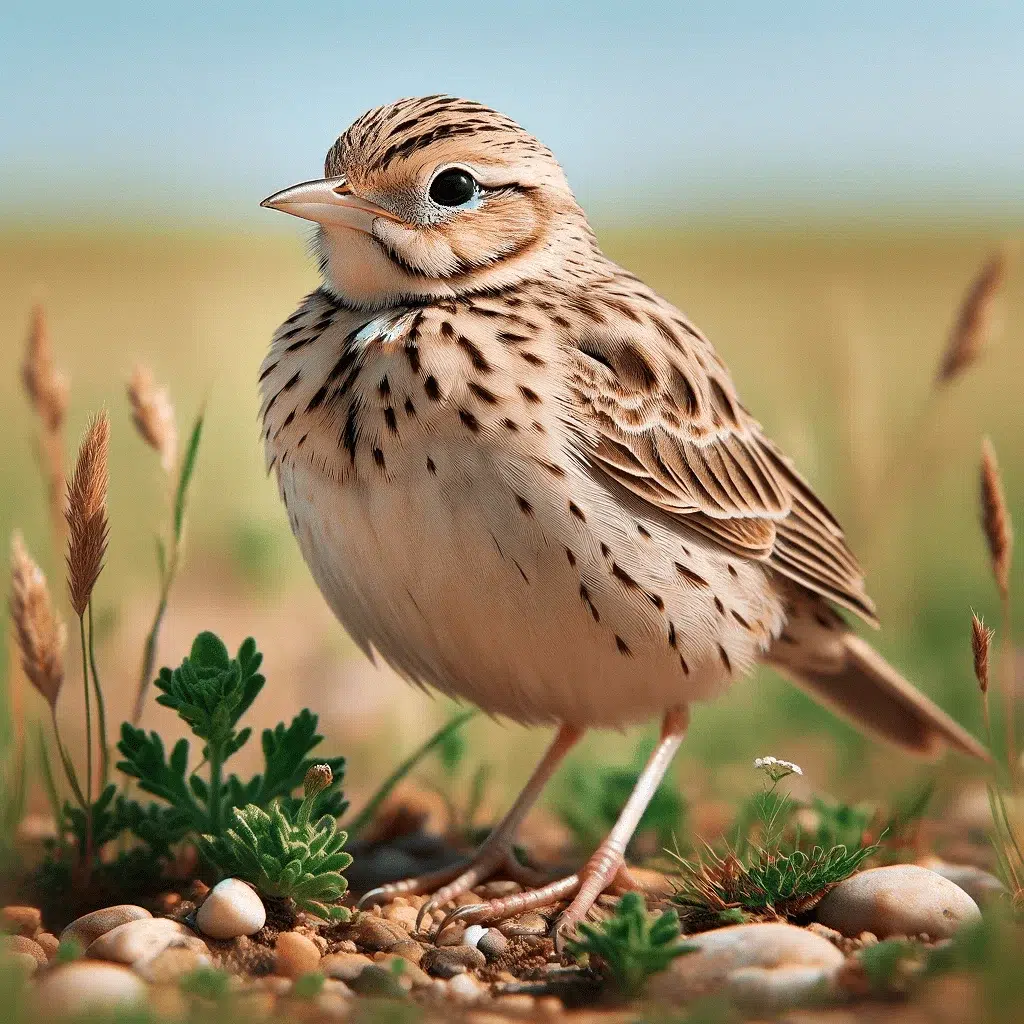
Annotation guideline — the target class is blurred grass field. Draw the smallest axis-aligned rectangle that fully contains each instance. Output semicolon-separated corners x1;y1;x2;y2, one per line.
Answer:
1;219;1021;816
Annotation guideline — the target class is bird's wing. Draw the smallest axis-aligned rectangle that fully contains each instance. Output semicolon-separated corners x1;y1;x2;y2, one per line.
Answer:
565;302;877;624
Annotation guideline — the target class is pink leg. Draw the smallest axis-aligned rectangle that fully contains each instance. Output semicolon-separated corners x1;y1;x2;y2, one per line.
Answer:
358;724;583;928
435;707;690;948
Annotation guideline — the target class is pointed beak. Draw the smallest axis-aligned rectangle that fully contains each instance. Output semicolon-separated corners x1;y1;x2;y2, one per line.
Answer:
260;176;402;231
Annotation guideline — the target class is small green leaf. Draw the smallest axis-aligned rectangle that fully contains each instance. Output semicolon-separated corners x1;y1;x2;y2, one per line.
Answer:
173;411;204;542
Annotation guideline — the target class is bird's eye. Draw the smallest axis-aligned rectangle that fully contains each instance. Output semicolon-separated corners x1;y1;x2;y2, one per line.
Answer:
429;168;477;207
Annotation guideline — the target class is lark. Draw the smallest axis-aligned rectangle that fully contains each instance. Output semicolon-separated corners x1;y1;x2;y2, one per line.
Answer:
260;95;987;942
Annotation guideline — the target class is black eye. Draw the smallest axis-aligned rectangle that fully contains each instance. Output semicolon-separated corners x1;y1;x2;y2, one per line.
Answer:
429;168;477;207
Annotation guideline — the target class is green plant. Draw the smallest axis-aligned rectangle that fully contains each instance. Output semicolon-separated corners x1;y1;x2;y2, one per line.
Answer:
554;740;686;856
117;632;347;849
671;757;880;920
200;763;352;920
565;890;694;996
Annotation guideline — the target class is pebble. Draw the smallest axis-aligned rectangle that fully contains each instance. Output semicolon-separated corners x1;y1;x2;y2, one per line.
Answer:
7;951;40;975
133;944;211;983
814;865;981;939
648;922;844;1011
321;951;374;982
3;935;48;966
463;924;487;949
86;917;202;965
382;902;420;931
60;905;151;950
35;932;60;959
1;905;41;936
34;962;149;1016
351;914;407;952
377;953;432;987
501;911;548;936
349;964;411;997
422;943;487;978
477;928;509;961
918;858;1007;907
196;878;267;939
275;931;322;978
448;971;486;1003
391;938;425;964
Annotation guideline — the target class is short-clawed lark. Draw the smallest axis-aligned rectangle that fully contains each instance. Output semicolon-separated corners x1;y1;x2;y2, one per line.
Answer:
260;96;987;942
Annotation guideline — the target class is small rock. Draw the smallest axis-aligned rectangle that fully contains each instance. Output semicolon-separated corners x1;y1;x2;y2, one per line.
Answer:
382;902;419;931
315;991;352;1019
494;993;538;1015
435;918;467;945
477;928;509;961
35;932;60;959
275;931;322;978
134;944;211;983
463;924;487;949
1;905;41;937
86;918;201;965
348;964;411;997
648;922;844;1010
421;944;486;978
196;878;267;939
501;911;548;936
7;951;41;975
34;962;149;1016
377;953;432;987
919;859;1007;907
448;971;486;1003
815;865;981;939
321;951;374;982
352;915;407;952
391;938;425;965
60;905;152;949
3;935;48;966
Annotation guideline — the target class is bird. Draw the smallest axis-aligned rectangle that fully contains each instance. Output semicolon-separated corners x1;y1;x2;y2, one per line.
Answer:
259;95;988;943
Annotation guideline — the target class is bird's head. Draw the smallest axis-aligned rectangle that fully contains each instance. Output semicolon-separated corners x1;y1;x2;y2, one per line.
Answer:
262;96;595;309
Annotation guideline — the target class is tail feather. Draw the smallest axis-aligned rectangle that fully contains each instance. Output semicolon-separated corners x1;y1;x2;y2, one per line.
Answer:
771;613;989;761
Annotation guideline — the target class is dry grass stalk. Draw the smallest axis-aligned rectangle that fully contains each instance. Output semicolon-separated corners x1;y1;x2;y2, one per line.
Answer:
935;247;1011;386
9;532;66;711
127;364;177;472
65;412;110;617
981;437;1014;603
21;305;70;542
971;613;994;696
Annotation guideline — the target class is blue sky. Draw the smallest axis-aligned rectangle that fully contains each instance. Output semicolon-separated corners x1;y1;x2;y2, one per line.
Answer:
2;2;1023;222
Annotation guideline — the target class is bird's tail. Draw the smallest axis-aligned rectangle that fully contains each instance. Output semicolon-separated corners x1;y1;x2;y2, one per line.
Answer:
769;599;989;761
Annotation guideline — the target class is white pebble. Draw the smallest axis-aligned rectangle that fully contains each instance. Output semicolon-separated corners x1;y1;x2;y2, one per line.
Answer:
86;918;196;965
196;878;267;939
462;924;487;949
35;962;148;1016
448;971;485;1003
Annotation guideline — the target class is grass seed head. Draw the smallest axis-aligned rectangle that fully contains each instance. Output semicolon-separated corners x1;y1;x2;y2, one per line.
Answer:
304;763;333;799
971;613;994;694
980;437;1014;603
127;364;177;472
936;247;1011;386
21;304;69;431
65;411;110;616
9;531;66;710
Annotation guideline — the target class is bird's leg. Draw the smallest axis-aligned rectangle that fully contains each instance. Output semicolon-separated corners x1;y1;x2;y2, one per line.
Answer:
358;724;583;928
434;707;689;948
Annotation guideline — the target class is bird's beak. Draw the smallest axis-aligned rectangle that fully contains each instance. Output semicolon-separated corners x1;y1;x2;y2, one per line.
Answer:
260;176;402;231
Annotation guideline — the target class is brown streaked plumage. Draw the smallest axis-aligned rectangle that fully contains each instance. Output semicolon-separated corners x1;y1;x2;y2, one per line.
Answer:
260;95;988;943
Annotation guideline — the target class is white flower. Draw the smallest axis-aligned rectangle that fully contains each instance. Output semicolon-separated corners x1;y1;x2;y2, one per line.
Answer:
753;756;803;782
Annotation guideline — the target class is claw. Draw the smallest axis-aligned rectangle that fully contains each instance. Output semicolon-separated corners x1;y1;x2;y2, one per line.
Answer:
433;902;490;943
357;885;393;910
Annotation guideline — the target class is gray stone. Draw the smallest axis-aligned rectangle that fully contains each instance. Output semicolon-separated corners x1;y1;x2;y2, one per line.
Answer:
477;927;509;961
815;865;981;939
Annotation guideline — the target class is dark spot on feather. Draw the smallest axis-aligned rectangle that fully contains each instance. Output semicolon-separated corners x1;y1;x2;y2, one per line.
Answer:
648;592;665;610
732;611;751;630
600;542;611;558
297;433;308;447
469;381;497;404
515;494;534;516
714;596;725;615
458;335;491;372
502;417;519;431
259;362;278;382
675;563;709;587
404;397;416;417
579;583;600;622
282;370;300;391
565;548;576;567
519;351;545;366
281;410;295;428
373;447;386;470
668;365;700;416
404;341;421;374
668;621;677;648
637;523;651;539
459;409;480;432
384;407;398;434
497;331;529;344
426;457;436;475
569;502;587;522
617;344;658;390
513;559;529;583
615;635;632;656
679;654;690;674
519;385;541;403
424;375;441;401
728;564;739;578
611;562;639;589
539;460;565;478
778;632;797;644
718;645;732;672
378;376;391;397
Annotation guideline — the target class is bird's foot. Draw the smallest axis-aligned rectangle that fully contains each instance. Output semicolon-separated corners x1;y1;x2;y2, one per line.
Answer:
357;841;548;932
433;852;642;952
